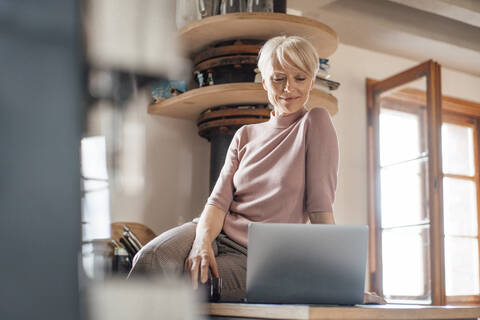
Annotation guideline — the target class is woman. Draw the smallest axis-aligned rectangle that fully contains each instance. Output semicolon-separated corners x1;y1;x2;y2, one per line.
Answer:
129;35;343;302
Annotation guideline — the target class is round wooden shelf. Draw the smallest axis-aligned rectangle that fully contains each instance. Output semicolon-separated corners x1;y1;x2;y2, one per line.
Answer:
148;83;338;121
179;12;338;58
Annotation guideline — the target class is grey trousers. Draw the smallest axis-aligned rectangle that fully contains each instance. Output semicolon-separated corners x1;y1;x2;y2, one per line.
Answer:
127;221;247;302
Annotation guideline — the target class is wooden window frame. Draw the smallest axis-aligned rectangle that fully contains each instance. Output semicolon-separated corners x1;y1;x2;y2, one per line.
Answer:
437;105;480;305
366;60;445;305
367;73;480;305
378;96;430;303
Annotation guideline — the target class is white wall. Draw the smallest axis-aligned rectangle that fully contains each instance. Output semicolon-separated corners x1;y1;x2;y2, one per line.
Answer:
108;92;210;235
109;43;480;235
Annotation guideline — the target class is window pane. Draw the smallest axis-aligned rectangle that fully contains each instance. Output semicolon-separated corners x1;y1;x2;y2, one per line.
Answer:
81;136;109;179
380;158;428;228
382;226;430;300
379;108;422;166
82;188;111;241
445;236;480;296
442;123;475;176
83;179;108;192
443;177;478;236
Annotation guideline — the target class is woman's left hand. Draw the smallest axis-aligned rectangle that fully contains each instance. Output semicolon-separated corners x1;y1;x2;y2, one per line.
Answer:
363;292;387;304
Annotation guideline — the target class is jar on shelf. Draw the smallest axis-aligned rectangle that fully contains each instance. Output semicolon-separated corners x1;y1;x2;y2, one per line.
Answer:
247;0;273;12
220;0;247;14
199;0;221;18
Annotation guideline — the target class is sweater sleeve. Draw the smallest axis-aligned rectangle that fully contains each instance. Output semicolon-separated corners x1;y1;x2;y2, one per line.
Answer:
305;107;339;213
206;127;243;213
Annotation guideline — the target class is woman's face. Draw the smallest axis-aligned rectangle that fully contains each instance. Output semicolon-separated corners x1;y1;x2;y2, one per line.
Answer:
262;59;314;116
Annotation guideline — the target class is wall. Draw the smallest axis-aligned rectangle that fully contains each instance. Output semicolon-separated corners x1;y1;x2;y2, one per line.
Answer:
109;43;480;235
108;92;210;235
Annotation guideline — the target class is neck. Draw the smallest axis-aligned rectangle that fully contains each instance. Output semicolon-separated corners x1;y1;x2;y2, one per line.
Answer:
274;106;304;117
268;106;306;129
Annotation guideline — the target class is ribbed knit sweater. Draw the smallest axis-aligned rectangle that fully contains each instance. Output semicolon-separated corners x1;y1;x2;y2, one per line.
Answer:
207;106;339;247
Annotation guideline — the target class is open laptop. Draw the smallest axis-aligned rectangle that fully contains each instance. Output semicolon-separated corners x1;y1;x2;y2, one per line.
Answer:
246;223;368;305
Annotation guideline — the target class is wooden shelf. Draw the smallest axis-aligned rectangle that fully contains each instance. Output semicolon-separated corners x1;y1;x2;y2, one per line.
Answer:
179;12;338;58
150;13;339;122
148;83;338;121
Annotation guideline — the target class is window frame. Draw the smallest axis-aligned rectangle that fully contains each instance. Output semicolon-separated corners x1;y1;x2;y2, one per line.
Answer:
378;95;431;302
441;110;480;305
367;79;480;305
366;60;445;305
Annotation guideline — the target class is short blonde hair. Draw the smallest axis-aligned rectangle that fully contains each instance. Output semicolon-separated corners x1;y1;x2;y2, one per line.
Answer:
257;35;319;78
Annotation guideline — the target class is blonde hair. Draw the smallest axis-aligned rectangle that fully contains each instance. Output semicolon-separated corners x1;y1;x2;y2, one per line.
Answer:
257;35;319;78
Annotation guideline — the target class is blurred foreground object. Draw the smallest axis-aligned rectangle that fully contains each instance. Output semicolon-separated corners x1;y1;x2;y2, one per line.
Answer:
85;0;190;79
88;278;206;320
177;0;200;29
0;0;82;318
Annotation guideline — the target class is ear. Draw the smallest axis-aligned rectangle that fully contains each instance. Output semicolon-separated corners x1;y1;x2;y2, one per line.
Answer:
262;78;267;91
308;77;315;91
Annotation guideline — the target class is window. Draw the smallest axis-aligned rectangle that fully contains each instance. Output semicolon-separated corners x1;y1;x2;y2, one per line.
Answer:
442;114;480;304
373;85;432;304
367;60;480;305
81;136;111;278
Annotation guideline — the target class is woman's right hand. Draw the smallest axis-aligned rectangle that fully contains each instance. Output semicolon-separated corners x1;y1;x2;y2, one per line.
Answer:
184;237;219;290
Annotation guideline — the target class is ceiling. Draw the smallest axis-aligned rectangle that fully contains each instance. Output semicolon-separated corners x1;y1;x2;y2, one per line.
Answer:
287;0;480;76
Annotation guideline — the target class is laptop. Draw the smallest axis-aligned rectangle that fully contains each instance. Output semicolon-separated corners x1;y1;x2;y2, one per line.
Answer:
246;223;368;305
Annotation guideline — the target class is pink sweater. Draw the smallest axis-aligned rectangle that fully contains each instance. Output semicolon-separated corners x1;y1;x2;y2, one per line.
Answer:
207;106;339;247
